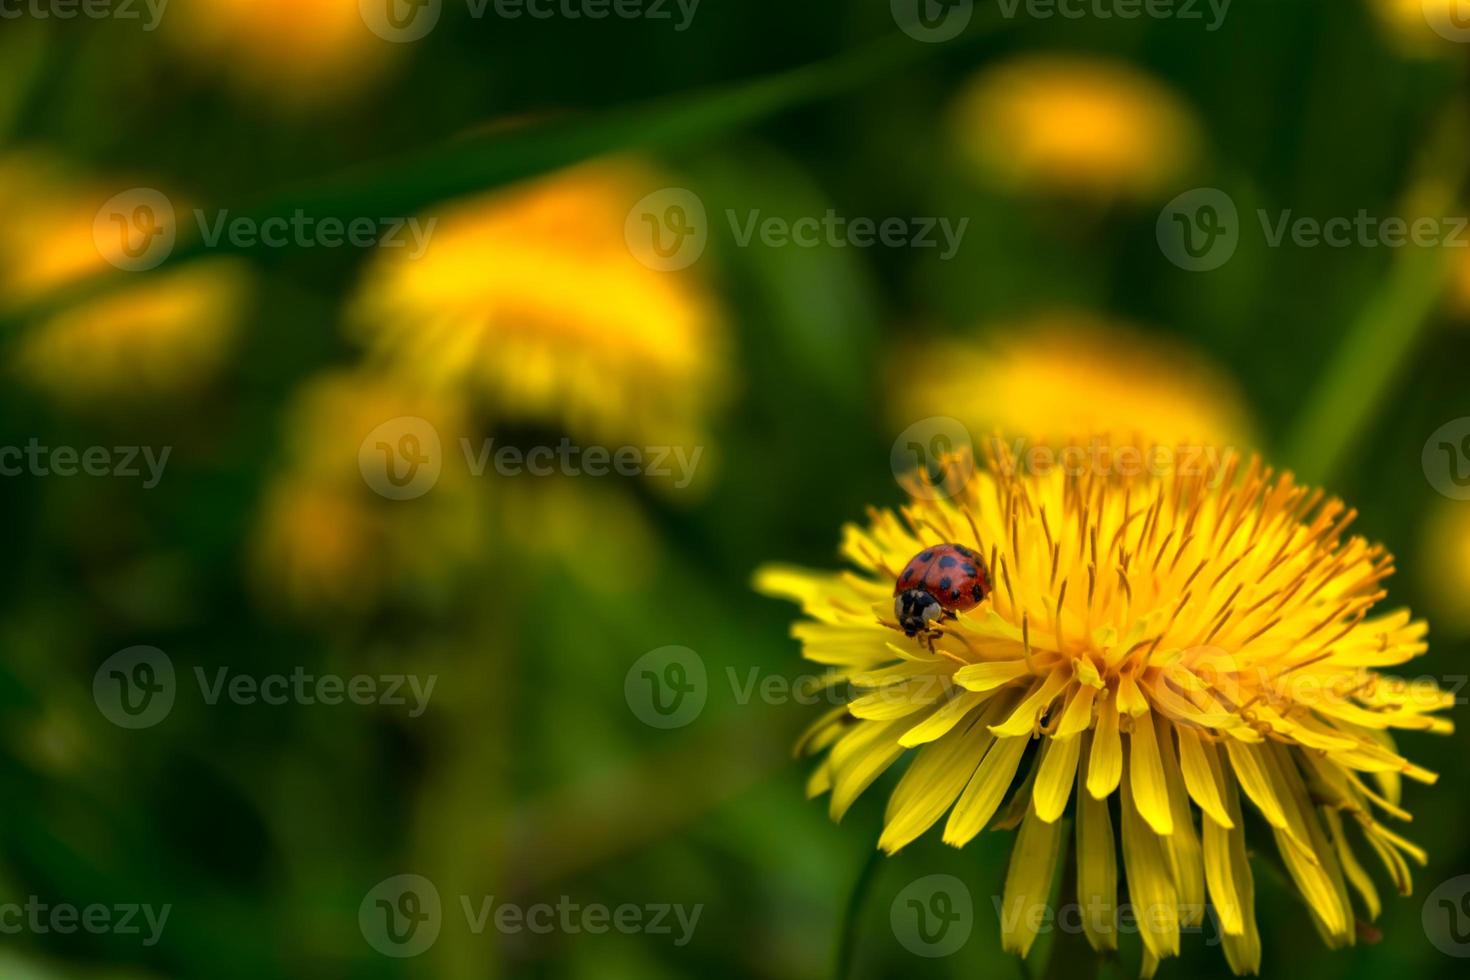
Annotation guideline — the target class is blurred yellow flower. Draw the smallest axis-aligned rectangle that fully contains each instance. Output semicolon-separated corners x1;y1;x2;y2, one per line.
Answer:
1419;499;1470;635
1370;0;1463;56
0;152;244;406
13;261;249;406
890;312;1253;453
757;445;1449;975
349;160;729;453
167;0;391;105
950;56;1200;201
253;371;486;617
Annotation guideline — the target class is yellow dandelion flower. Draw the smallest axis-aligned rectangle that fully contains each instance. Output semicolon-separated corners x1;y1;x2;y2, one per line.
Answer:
13;261;249;406
348;160;729;453
165;0;391;105
890;313;1253;451
951;56;1200;201
756;443;1450;974
252;371;484;616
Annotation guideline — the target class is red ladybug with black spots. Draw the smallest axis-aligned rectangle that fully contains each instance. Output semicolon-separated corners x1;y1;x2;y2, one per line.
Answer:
893;543;992;637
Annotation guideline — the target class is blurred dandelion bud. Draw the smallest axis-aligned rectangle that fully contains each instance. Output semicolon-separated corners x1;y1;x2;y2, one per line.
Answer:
949;56;1201;203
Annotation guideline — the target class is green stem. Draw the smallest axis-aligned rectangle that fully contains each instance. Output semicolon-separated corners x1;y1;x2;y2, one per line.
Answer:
834;845;885;980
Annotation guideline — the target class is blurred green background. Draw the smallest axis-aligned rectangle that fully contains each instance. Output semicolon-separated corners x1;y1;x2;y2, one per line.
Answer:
0;1;1468;978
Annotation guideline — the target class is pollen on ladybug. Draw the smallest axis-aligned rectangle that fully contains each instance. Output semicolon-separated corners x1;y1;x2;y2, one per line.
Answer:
892;543;992;637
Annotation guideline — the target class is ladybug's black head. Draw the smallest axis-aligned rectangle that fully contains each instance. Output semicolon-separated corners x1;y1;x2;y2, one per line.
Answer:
895;588;943;637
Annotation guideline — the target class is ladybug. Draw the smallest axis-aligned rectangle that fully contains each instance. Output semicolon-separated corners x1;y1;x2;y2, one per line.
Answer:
893;543;992;637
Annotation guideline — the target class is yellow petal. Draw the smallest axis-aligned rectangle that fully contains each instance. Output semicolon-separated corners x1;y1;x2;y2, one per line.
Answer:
1128;709;1173;835
954;659;1032;692
880;713;991;853
1032;734;1080;822
1087;698;1122;799
943;733;1030;846
1076;738;1118;952
1120;759;1180;960
999;804;1064;958
1175;725;1233;828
